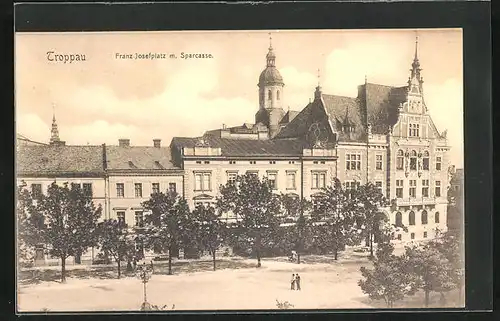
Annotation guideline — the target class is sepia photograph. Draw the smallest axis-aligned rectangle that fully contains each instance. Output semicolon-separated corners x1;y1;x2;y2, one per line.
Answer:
15;29;465;312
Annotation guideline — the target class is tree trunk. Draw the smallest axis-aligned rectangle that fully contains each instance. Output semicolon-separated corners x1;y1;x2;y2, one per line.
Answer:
334;248;338;261
369;233;374;259
212;249;216;271
61;255;66;283
297;252;301;264
117;259;121;279
168;246;173;275
424;290;430;307
256;248;261;267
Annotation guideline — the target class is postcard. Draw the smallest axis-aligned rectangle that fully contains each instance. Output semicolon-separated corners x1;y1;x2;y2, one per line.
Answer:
15;29;465;312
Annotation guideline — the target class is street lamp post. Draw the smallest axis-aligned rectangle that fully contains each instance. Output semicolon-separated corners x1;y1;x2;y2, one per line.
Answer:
137;261;153;310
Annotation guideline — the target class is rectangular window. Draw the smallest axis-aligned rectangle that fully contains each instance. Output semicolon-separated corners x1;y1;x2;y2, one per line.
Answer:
286;172;296;190
409;123;420;137
116;183;124;198
249;161;256;164
204;161;210;164
409;180;417;198
71;183;81;190
346;153;361;171
397;234;402;241
82;183;93;197
435;181;441;197
169;183;176;194
423;231;428;238
312;172;327;189
31;184;42;198
423;158;430;170
436;157;442;170
410;157;417;170
269;161;276;164
267;172;277;190
375;181;383;192
246;170;258;177
229;160;236;164
411;232;415;240
135;183;143;198
135;211;144;227
117;211;126;225
422;179;429;197
227;172;237;184
396;180;404;198
396;154;404;170
345;181;360;192
152;183;160;194
375;155;383;170
194;172;211;191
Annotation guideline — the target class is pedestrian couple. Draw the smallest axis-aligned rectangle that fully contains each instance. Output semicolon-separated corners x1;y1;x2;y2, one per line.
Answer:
290;273;301;290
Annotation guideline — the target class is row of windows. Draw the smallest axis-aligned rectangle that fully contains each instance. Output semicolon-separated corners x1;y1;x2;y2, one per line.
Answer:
116;182;177;198
396;231;429;241
30;183;93;198
225;171;326;191
395;179;441;198
344;153;382;171
396;150;442;171
261;89;281;101
191;152;440;173
395;211;440;226
197;160;300;165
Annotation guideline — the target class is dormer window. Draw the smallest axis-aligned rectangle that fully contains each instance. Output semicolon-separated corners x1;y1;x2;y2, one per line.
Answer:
268;90;272;100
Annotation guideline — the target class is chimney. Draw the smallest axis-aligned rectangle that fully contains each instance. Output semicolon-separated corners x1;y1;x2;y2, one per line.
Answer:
118;139;130;147
153;139;161;148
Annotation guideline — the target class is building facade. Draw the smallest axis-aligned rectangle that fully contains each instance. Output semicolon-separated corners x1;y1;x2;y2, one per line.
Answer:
172;37;451;241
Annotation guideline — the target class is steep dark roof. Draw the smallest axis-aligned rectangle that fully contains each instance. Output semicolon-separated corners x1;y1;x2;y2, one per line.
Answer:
276;82;409;142
171;136;304;157
274;102;317;139
280;110;300;124
322;94;364;141
363;83;407;134
105;146;180;170
17;145;104;175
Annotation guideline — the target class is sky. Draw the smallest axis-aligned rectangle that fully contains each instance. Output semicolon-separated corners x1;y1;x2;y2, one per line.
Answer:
15;29;463;167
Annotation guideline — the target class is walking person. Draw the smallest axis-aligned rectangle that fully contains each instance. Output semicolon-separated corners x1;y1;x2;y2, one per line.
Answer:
290;273;296;290
295;273;301;291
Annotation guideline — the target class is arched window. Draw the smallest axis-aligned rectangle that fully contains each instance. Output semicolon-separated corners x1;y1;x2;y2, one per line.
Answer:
268;90;272;100
395;212;403;227
423;151;430;170
435;212;440;223
421;210;428;225
277;90;280;100
409;211;415;225
396;150;404;170
410;150;417;170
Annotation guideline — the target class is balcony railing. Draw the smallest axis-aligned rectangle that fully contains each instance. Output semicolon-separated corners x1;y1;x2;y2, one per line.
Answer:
395;197;437;206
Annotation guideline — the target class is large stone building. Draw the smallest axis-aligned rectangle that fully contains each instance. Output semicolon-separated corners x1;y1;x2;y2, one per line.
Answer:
16;36;453;266
172;37;451;241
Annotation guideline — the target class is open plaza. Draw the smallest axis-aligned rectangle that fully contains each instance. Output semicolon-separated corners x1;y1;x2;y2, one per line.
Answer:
17;246;462;312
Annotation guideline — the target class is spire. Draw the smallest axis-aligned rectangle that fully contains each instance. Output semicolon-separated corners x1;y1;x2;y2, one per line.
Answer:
314;68;322;100
408;33;423;93
50;104;61;144
266;32;276;67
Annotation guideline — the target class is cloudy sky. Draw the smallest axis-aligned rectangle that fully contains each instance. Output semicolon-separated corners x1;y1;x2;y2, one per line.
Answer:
15;29;463;167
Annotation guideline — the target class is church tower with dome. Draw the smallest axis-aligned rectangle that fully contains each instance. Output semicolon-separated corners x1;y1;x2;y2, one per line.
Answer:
255;35;286;138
